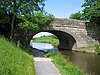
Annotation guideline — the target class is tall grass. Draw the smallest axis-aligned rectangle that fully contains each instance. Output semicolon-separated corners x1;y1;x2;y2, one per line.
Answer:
0;36;35;75
46;52;89;75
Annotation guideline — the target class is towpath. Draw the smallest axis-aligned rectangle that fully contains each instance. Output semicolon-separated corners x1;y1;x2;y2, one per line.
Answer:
34;57;61;75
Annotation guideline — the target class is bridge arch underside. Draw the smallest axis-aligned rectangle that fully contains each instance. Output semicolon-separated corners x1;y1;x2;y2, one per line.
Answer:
33;30;77;50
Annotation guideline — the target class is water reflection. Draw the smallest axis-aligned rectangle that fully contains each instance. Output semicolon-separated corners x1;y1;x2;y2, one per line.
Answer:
31;42;100;75
60;51;100;75
31;42;57;52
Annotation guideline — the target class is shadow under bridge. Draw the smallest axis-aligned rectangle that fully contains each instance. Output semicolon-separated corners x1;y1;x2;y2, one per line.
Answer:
43;30;77;50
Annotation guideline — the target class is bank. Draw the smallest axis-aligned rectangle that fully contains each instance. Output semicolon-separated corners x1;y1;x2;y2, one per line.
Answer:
32;35;100;55
77;45;100;55
0;36;36;75
45;52;88;75
32;36;90;75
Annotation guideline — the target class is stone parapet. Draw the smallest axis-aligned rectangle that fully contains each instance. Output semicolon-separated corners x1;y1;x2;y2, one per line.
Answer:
13;18;99;50
49;18;86;29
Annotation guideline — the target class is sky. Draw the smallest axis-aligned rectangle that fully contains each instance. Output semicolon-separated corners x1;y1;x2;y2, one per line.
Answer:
34;0;84;37
33;32;53;38
44;0;84;18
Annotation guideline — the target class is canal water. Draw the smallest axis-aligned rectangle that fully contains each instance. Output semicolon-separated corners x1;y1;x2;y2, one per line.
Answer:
31;42;58;52
60;51;100;75
31;42;100;75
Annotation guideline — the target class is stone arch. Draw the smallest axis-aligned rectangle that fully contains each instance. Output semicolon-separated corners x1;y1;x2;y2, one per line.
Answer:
30;30;77;50
13;18;99;49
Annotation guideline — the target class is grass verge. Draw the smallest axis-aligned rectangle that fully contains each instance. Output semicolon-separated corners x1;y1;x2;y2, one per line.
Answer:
80;45;100;53
32;36;59;47
0;36;35;75
45;52;89;75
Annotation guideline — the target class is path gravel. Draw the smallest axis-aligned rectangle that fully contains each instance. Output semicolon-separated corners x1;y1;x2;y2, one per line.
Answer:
34;57;61;75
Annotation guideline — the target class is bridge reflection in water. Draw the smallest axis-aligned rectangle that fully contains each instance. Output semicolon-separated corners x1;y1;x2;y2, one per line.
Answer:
60;51;100;75
31;42;100;75
31;42;54;52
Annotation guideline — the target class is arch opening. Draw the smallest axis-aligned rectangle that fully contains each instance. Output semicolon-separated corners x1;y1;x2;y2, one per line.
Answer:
30;30;77;51
48;30;77;50
30;32;59;51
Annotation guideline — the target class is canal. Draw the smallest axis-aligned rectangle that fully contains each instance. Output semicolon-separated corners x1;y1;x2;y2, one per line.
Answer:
31;42;100;75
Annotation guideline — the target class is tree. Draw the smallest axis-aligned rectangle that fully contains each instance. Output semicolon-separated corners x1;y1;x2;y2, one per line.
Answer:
82;0;100;24
18;11;54;31
0;0;45;39
69;11;84;20
0;12;11;37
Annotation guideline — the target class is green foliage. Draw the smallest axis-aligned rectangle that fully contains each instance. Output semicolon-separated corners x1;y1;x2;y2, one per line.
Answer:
0;0;45;15
80;46;96;50
18;12;54;31
95;45;100;53
80;45;100;53
45;52;88;75
69;11;85;20
0;12;10;25
82;0;100;24
0;12;21;38
0;36;35;75
0;0;54;38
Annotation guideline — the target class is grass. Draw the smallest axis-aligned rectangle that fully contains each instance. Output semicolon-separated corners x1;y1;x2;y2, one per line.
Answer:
80;45;100;53
0;36;35;75
45;52;89;75
95;45;100;53
32;35;59;47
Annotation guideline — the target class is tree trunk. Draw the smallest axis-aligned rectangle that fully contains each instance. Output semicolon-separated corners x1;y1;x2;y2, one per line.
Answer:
10;14;15;39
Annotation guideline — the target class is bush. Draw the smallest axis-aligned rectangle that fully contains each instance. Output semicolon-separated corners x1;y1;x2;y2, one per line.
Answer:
95;45;100;53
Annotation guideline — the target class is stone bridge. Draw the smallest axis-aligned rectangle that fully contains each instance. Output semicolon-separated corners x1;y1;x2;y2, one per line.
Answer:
14;18;99;50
